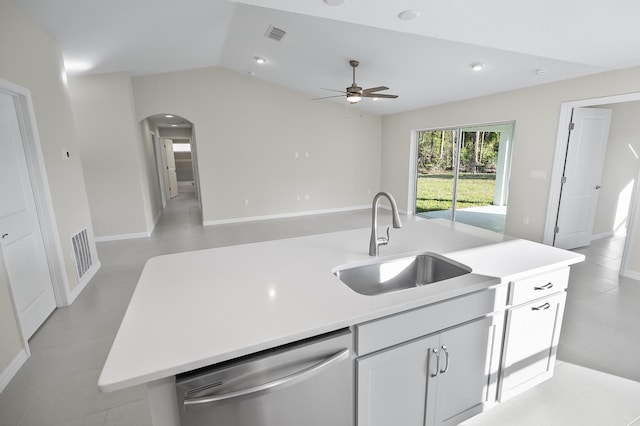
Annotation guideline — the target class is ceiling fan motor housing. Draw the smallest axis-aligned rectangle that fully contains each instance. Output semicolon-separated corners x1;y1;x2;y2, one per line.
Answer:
347;85;363;94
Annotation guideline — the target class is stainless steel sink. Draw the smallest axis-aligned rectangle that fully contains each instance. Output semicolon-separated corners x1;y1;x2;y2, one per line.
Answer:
334;253;471;296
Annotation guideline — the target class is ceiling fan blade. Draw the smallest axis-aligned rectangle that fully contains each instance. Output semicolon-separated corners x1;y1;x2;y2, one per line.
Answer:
311;94;346;101
363;93;398;99
362;86;389;94
321;88;347;94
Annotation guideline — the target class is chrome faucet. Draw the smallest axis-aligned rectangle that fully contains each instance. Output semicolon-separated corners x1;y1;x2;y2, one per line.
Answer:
369;191;402;256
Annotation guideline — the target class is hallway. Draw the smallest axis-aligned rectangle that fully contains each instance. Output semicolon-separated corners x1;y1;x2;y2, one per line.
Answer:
1;194;639;425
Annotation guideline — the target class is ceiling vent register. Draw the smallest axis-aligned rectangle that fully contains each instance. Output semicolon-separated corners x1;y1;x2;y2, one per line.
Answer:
265;25;286;42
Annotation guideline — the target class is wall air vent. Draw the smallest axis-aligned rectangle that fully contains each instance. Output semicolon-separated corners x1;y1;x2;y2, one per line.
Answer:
265;25;286;42
72;228;93;279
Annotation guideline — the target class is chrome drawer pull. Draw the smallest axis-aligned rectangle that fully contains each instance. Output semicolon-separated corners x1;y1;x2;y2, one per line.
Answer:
532;302;551;311
534;282;554;290
430;348;440;378
439;345;450;374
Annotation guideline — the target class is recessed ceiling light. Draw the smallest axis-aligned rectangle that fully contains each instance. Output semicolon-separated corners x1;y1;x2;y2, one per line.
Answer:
247;71;256;77
323;0;345;5
171;124;178;127
165;114;174;118
254;56;266;64
398;10;421;21
470;62;484;71
535;68;549;75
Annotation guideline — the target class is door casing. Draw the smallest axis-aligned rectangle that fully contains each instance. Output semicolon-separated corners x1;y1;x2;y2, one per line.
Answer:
545;92;640;279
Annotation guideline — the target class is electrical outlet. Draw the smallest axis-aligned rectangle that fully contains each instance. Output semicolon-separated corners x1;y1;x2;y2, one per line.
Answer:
294;152;299;159
296;195;301;201
244;199;249;205
304;194;310;200
523;216;530;225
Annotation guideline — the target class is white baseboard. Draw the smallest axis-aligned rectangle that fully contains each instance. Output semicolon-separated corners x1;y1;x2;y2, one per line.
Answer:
621;268;640;281
67;261;101;305
0;349;28;393
95;232;150;242
203;205;370;226
591;231;614;241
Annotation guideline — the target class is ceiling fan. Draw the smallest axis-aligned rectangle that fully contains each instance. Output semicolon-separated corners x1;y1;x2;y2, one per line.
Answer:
313;60;398;104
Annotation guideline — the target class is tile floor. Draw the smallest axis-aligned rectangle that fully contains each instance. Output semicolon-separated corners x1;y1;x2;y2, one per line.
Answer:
1;193;639;425
420;205;507;233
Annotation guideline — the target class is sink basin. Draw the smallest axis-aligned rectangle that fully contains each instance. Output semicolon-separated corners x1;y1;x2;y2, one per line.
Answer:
334;253;471;296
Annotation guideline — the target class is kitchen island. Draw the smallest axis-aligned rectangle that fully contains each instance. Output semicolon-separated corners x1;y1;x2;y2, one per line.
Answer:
99;218;584;426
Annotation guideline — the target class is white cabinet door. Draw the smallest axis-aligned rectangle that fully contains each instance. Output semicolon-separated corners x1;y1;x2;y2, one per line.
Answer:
357;334;439;426
357;315;501;426
499;292;566;401
433;315;501;426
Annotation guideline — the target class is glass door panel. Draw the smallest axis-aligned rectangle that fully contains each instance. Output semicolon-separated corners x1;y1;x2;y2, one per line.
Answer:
415;123;514;233
415;129;458;220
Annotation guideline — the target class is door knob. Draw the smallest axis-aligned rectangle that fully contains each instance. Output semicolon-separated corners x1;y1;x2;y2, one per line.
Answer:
1;233;8;239
595;185;602;190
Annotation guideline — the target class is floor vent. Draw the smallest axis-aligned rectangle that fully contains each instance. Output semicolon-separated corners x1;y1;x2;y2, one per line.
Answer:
265;25;286;41
72;229;93;279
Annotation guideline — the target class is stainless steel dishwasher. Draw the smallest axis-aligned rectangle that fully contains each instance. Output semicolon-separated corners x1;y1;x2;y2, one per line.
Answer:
175;329;353;426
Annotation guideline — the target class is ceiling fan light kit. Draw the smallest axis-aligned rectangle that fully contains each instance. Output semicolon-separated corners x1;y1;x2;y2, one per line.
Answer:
312;59;398;104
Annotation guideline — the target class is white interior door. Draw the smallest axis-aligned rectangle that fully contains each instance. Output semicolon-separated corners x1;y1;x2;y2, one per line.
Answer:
0;92;56;339
164;138;179;199
554;107;612;249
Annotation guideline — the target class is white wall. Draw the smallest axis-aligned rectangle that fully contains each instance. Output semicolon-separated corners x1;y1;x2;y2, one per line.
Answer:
592;102;640;238
132;67;382;223
382;67;640;276
68;72;156;239
381;67;640;246
0;0;97;378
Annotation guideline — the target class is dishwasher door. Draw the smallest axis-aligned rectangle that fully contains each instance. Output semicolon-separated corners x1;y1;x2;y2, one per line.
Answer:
175;329;353;426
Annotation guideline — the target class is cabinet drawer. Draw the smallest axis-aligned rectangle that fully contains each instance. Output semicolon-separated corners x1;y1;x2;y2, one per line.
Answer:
356;286;507;356
509;268;569;306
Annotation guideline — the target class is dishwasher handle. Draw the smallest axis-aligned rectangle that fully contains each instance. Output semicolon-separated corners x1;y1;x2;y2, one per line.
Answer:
183;348;350;406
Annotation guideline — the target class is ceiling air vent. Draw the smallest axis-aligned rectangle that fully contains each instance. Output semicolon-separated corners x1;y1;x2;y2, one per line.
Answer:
265;25;286;42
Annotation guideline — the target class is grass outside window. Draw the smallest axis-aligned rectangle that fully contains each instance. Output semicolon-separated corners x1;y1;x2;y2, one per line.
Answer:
416;173;496;213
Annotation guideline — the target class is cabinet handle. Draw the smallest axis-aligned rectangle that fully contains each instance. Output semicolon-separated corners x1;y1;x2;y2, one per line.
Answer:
534;282;553;290
532;302;551;311
439;345;450;374
430;348;440;378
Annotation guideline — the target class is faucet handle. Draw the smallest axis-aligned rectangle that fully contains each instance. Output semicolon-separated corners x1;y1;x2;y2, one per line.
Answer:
376;227;390;246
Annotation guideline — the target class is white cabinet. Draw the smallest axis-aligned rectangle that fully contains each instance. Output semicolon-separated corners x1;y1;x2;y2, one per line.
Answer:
498;268;569;401
357;333;438;426
357;314;502;426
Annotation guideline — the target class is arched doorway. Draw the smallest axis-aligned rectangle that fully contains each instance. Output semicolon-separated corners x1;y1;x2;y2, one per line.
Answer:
143;114;201;214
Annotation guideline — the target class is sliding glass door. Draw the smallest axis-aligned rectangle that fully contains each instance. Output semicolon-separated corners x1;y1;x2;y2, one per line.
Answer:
414;123;514;232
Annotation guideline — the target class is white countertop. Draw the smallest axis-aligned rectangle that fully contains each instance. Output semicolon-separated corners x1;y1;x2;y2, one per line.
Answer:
98;219;584;392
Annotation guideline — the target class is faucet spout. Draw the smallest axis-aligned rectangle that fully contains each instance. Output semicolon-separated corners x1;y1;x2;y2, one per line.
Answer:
369;191;402;256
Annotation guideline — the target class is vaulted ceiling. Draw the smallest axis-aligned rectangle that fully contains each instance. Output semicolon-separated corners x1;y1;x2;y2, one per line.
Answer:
14;0;640;115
